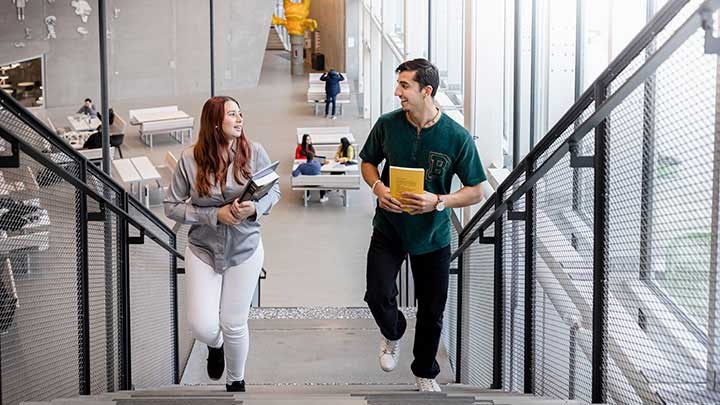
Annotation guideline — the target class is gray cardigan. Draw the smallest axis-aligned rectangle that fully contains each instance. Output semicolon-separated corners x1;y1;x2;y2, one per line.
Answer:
164;141;280;272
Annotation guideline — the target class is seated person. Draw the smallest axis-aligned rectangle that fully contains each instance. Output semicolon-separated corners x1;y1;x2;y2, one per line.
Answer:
77;98;98;117
82;125;103;149
334;137;355;164
292;151;328;203
295;133;316;159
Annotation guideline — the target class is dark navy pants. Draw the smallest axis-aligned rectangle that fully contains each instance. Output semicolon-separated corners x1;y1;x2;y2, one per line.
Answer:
364;229;450;379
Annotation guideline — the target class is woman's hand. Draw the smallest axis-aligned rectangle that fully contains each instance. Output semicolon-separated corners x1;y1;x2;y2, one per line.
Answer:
232;199;257;221
217;204;241;225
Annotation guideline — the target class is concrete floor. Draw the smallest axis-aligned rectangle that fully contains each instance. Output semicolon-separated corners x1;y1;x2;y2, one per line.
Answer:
107;51;375;307
180;318;454;387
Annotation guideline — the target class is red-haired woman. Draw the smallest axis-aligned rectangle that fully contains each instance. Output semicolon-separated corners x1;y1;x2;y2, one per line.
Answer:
164;96;280;392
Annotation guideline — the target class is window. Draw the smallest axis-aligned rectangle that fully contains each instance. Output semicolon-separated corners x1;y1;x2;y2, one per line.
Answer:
430;0;464;112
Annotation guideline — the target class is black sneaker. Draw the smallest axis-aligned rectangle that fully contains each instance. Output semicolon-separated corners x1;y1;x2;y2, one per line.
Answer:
226;380;245;392
206;345;224;380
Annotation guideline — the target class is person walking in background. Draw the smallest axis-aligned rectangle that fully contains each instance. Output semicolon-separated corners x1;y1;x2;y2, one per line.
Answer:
320;69;345;119
295;133;316;159
359;59;487;392
164;96;281;392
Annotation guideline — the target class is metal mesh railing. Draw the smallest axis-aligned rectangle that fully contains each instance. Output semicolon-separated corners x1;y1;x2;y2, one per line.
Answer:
128;231;176;389
446;1;720;404
0;90;181;403
604;26;719;404
0;151;83;405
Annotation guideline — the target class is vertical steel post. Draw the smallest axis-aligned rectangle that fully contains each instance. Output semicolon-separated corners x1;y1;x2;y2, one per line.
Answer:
492;191;505;389
591;80;609;404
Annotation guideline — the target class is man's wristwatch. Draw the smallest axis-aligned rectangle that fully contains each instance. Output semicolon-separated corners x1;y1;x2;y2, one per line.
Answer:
434;194;445;211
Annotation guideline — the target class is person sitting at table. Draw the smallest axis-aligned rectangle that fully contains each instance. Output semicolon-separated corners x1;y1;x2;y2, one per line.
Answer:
334;137;355;164
294;133;316;159
77;98;98;117
292;151;328;203
82;125;103;149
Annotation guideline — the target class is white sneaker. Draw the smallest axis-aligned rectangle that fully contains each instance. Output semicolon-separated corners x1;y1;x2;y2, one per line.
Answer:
379;337;400;372
415;376;441;392
331;115;337;120
319;195;329;203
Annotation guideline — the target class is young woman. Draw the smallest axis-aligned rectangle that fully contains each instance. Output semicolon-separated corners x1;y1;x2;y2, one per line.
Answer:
164;96;280;392
334;136;355;164
294;133;315;159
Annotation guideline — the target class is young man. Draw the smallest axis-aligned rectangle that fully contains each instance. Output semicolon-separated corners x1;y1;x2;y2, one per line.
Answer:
77;98;98;117
359;58;486;392
292;151;328;203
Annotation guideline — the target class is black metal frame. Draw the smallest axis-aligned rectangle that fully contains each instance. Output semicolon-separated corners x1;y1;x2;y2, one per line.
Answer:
0;89;184;399
448;0;718;401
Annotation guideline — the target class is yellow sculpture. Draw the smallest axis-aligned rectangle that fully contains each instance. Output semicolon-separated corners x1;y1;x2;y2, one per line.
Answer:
271;0;318;36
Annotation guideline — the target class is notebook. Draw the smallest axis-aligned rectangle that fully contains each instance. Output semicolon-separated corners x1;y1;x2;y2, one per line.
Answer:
235;161;280;202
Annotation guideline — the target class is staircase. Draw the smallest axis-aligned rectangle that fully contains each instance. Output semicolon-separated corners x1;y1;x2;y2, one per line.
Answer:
20;385;579;404
266;26;288;51
17;309;579;404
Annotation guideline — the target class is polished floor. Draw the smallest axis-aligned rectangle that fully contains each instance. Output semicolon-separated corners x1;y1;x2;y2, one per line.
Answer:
112;51;375;307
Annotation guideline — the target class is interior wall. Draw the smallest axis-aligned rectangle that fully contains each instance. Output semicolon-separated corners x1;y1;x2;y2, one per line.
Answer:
0;0;272;112
310;0;346;72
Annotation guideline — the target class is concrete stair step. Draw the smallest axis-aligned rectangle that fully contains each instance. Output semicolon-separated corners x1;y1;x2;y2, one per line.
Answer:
23;384;580;405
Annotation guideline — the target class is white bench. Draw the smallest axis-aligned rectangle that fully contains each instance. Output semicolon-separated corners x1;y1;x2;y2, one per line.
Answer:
291;174;360;207
296;127;354;145
129;106;194;148
307;83;351;116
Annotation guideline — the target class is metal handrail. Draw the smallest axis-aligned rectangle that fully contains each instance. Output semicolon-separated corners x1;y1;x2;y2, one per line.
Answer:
453;0;698;258
448;0;720;401
0;91;180;258
0;125;184;260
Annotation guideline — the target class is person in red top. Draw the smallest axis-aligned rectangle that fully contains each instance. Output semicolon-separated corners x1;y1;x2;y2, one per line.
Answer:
295;133;316;159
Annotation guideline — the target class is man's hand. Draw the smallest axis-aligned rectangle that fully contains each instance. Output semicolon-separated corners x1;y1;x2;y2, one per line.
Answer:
401;192;438;215
374;184;403;213
232;200;257;221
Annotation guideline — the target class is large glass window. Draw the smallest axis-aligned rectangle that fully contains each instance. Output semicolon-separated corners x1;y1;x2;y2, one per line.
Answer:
383;0;405;54
431;0;464;112
404;0;429;59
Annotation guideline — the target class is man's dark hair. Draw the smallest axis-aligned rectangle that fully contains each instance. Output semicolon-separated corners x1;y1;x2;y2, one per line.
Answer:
84;98;92;103
306;151;315;162
395;58;439;97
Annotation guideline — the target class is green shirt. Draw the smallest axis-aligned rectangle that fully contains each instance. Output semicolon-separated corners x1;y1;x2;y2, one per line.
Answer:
360;109;487;255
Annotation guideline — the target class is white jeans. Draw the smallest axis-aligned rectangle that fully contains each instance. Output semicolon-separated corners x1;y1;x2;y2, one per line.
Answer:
185;241;263;383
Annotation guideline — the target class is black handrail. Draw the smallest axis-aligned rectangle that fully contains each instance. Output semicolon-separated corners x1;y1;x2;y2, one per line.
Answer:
454;0;694;259
0;125;184;260
448;0;720;401
0;92;180;258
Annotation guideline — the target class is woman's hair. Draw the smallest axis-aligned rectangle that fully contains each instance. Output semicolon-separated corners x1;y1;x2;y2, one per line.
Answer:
339;137;351;157
300;133;315;157
194;96;251;197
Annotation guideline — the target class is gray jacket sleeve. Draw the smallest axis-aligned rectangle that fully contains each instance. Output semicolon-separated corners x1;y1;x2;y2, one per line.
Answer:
250;143;281;222
163;151;218;227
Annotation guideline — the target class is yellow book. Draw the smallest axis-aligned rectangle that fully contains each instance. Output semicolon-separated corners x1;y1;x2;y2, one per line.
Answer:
390;166;425;212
